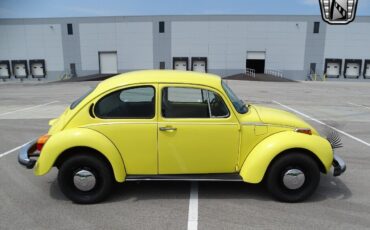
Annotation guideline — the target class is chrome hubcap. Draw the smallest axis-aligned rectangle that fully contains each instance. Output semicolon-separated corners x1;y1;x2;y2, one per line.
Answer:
73;169;96;192
283;169;305;190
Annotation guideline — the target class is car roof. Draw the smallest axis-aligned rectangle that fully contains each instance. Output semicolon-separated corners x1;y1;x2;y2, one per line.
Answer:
97;70;222;92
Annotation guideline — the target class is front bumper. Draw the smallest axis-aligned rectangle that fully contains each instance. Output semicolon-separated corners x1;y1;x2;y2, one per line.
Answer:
332;154;346;176
18;139;38;169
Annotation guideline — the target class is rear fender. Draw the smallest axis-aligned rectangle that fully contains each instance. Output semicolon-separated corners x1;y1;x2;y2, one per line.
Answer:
34;128;126;182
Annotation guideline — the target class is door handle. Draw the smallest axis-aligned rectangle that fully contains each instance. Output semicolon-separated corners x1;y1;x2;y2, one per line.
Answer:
159;126;177;131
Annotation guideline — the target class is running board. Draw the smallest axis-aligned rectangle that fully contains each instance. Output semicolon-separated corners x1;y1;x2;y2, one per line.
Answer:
125;173;243;182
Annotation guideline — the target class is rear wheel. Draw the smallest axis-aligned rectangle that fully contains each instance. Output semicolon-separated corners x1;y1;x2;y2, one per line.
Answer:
58;154;113;204
265;153;320;202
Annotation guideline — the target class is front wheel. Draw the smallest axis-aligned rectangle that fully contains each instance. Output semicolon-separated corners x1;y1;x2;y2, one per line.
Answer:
265;153;320;202
58;154;113;204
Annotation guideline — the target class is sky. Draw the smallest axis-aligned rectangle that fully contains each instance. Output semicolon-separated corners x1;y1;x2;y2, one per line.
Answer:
0;0;369;18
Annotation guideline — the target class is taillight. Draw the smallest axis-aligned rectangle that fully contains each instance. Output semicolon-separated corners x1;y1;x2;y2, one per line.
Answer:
295;128;312;135
36;134;51;151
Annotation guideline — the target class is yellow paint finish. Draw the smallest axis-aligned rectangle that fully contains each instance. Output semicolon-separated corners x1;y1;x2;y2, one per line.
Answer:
157;83;240;174
239;131;333;184
35;128;126;182
88;122;158;174
252;105;319;135
35;70;334;184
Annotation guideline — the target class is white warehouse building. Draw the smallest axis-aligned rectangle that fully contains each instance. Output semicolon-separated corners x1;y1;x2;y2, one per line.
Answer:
0;15;370;81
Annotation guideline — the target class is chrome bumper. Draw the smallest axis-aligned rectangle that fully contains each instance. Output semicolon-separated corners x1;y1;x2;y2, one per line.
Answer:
18;139;38;169
333;154;346;176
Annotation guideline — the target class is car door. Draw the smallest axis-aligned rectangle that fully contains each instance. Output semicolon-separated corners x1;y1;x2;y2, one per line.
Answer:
88;84;158;175
158;84;240;174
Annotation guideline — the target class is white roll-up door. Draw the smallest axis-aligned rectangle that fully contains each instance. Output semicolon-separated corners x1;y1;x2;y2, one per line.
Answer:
174;61;187;71
365;63;370;78
247;51;266;60
0;64;10;77
192;60;206;72
326;63;340;76
99;52;118;74
346;63;360;77
31;63;44;76
14;63;27;77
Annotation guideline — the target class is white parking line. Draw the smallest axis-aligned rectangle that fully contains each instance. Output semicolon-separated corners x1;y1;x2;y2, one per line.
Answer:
273;100;370;147
347;102;370;110
187;182;199;230
0;101;59;116
0;142;29;158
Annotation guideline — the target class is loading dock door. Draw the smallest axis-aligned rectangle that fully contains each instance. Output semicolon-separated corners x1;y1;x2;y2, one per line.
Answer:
99;52;118;74
192;60;206;72
0;63;10;78
246;51;265;73
345;63;360;78
29;60;46;78
173;57;189;71
326;63;340;76
31;63;44;76
174;61;187;71
14;63;27;77
365;62;370;78
191;57;207;73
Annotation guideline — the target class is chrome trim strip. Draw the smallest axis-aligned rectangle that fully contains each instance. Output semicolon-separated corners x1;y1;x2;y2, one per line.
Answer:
240;122;298;129
125;174;243;182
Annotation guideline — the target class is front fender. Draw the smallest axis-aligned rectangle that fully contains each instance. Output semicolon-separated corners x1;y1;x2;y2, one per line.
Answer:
239;131;333;184
34;128;126;182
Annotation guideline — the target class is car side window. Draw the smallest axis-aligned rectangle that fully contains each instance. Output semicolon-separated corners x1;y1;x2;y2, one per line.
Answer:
208;91;229;117
94;86;155;119
162;87;229;118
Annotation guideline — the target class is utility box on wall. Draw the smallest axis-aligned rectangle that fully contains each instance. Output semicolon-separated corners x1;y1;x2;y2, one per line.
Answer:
0;60;11;79
12;60;28;79
29;59;46;78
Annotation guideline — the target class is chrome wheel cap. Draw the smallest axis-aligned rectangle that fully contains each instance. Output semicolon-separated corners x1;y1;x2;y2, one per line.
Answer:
283;169;305;190
73;169;96;192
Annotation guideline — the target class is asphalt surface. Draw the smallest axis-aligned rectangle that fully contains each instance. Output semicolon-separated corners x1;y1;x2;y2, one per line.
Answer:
1;79;370;229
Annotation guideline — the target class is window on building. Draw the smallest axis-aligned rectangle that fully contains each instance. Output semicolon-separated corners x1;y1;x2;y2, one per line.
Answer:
67;23;73;35
162;87;229;118
313;22;320;34
94;86;155;119
159;62;165;69
159;21;165;33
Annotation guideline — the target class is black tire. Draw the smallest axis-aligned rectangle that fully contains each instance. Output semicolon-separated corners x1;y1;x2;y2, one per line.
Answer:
265;153;320;202
57;153;113;204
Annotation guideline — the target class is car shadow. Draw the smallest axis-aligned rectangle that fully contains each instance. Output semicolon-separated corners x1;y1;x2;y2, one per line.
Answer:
49;175;351;203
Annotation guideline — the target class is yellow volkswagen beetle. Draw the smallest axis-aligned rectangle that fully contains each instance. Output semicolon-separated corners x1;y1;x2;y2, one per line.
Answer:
18;70;346;203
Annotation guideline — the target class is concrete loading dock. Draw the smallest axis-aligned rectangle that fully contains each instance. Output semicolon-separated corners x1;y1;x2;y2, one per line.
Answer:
11;60;28;79
344;59;362;79
0;60;11;79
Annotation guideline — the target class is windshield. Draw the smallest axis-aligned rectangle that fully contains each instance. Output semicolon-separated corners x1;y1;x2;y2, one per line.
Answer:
70;88;95;110
221;81;248;114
